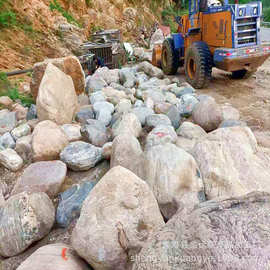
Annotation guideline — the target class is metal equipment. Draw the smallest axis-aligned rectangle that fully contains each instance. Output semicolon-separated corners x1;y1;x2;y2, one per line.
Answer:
153;0;270;88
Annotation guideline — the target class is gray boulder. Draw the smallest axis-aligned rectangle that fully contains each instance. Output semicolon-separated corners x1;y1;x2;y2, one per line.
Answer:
145;114;172;128
96;109;112;126
81;119;108;147
137;61;164;79
60;141;103;171
176;94;199;117
61;124;82;142
56;181;97;228
89;91;106;105
0;132;16;149
0;111;17;135
26;104;37;120
119;67;136;88
86;74;107;93
166;105;181;129
192;96;223;132
93;101;114;114
177;121;207;139
75;106;95;124
0;192;55;257
15;135;33;163
11;123;31;141
131;107;154;126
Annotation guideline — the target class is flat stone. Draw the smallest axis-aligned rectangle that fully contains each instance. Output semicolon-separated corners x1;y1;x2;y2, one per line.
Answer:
11;160;67;198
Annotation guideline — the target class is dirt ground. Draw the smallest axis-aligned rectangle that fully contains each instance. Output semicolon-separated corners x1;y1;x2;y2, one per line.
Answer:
176;57;270;132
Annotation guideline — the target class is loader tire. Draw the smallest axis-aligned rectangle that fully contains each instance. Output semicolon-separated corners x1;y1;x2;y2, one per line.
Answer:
161;38;179;75
231;69;256;79
184;42;212;89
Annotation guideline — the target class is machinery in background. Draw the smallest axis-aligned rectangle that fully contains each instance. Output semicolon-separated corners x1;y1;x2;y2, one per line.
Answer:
153;0;270;88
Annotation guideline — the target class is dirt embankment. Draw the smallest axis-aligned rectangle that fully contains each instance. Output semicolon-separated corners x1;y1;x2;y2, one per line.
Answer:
0;0;162;71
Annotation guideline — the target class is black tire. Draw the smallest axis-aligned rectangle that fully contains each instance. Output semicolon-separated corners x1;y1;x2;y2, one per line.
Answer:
184;41;212;89
161;38;179;75
231;69;256;79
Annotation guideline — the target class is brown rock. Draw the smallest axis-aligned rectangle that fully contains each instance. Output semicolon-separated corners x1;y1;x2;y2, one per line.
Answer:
192;126;270;200
0;96;13;109
11;160;67;198
192;96;223;132
12;103;28;121
31;56;85;99
32;120;69;161
72;166;164;270
36;63;79;125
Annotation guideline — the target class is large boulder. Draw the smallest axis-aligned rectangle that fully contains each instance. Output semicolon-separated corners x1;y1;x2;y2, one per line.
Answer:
86;74;108;93
131;107;154;126
192;96;223;132
31;56;85;99
36;63;78;125
112;113;142;138
61;124;82;142
119;67;136;88
137;61;164;79
11;160;67;198
145;114;171;128
132;192;270;270
176;94;199;117
95;67;120;85
81;119;108;147
111;134;143;176
192;126;270;199
17;243;90;270
32;120;69;161
75;105;95;124
15;135;33;163
60;141;103;171
71;166;165;270
0;132;16;149
0;192;55;257
142;143;205;220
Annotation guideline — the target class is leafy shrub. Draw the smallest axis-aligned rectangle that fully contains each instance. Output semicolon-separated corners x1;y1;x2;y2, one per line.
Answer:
0;72;34;107
0;0;16;29
49;0;81;27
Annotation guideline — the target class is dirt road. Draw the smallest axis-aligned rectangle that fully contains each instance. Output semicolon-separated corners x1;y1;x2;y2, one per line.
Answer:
176;58;270;132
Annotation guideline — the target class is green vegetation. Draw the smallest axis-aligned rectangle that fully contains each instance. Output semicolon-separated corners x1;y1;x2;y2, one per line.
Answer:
0;0;16;28
0;72;34;107
49;0;81;27
85;0;92;7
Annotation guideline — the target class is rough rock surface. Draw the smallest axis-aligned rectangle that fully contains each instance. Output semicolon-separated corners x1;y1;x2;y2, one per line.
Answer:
32;120;69;161
0;148;23;172
132;192;270;270
11;161;67;198
111;134;143;176
0;111;17;135
177;122;207;140
192;126;270;199
11;124;31;141
17;243;90;270
60;141;103;171
0;132;16;149
56;181;97;228
112;113;142;138
72;166;165;270
145;114;171;128
36;63;78;125
192;96;223;132
31;56;85;99
142;143;205;219
145;125;177;149
15;135;33;163
137;61;164;79
61;124;82;142
0;192;55;257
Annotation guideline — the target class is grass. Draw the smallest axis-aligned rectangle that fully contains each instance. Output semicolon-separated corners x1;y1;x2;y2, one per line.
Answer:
0;0;16;28
0;72;34;108
49;0;81;27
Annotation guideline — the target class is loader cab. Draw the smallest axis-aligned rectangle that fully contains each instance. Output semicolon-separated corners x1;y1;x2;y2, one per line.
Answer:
188;0;262;49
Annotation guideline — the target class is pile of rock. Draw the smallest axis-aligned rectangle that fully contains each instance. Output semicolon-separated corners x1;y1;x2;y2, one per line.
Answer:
1;58;270;270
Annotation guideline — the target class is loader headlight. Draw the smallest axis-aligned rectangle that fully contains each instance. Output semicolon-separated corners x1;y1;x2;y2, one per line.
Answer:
253;7;257;15
239;8;243;16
